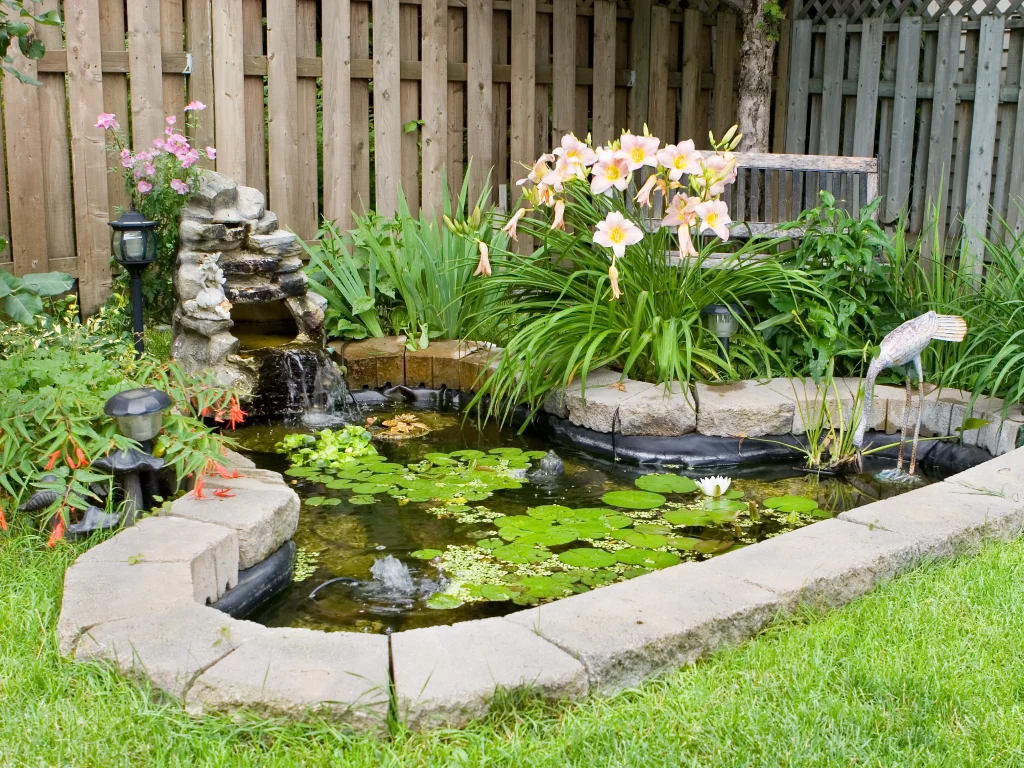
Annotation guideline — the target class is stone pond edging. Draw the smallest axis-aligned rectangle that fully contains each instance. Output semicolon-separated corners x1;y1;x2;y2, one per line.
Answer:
55;338;1024;731
58;445;1024;731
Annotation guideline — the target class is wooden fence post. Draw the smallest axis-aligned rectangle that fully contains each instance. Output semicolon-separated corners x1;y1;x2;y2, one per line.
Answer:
372;0;401;217
212;0;246;183
323;0;352;229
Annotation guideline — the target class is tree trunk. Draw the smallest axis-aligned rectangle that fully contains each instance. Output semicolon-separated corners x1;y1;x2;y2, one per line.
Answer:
735;0;776;152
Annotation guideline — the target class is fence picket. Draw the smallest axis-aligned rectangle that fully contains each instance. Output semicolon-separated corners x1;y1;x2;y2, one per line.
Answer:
713;12;737;140
127;0;165;148
295;0;318;238
884;16;921;220
909;29;937;232
242;0;265;193
923;14;960;251
948;28;979;241
65;0;112;314
447;7;466;198
372;0;401;217
818;17;845;156
400;4;421;213
592;0;617;145
628;0;652;132
785;20;812;153
161;0;186;122
467;0;493;204
963;15;1005;271
423;0;449;211
511;0;537;184
214;0;246;183
851;17;883;157
351;2;371;216
552;0;576;145
185;0;215;164
648;6;672;141
322;0;352;229
98;0;130;220
680;8;703;143
492;8;510;198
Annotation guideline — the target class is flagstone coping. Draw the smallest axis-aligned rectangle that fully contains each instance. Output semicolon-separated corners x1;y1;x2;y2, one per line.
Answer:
57;390;1024;732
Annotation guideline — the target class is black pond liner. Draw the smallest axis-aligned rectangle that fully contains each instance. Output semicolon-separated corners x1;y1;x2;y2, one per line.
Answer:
219;385;992;618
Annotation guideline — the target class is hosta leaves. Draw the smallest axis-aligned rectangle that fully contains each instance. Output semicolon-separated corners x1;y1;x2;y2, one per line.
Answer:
601;490;666;509
635;474;698;494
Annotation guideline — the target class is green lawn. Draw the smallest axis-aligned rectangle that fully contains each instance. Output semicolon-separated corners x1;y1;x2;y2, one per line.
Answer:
4;521;1024;767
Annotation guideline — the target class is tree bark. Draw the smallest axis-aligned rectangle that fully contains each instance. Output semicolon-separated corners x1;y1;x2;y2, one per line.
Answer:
735;0;776;152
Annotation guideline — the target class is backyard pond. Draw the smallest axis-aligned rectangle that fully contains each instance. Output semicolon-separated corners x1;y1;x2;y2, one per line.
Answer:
233;404;943;635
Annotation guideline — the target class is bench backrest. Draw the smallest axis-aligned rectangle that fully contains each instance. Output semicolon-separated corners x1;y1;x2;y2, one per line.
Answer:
710;152;879;239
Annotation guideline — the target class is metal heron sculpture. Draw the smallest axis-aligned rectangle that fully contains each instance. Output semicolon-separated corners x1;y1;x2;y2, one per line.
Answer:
853;311;967;477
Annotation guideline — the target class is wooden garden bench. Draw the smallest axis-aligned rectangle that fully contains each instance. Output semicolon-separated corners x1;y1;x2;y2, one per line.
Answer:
716;152;880;240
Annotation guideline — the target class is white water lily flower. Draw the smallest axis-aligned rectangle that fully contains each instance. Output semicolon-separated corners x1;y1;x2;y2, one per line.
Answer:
697;475;731;497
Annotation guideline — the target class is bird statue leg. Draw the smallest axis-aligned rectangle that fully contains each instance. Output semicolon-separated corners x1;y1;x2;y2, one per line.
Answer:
909;356;925;476
897;372;912;472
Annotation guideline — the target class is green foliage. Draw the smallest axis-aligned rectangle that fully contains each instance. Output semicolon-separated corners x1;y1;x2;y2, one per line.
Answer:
0;318;237;524
305;172;509;344
764;192;895;379
0;0;59;85
0;267;75;325
276;426;377;467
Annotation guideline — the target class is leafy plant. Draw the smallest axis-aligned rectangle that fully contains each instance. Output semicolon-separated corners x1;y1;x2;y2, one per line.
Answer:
0;266;75;325
0;0;59;84
0;318;239;535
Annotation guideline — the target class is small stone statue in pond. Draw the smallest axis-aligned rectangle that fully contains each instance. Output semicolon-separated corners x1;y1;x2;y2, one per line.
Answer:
854;311;967;477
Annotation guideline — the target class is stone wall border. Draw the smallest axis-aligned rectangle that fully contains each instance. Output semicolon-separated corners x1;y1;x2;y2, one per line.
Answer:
57;339;1024;733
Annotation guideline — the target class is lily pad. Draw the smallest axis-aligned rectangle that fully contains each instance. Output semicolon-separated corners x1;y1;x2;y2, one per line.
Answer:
633;523;673;535
522;450;549;459
668;536;701;550
602;490;666;510
495;516;552;533
426;593;463;610
479;584;514;601
491;543;552;564
488;447;523;456
348;495;377;505
477;538;504;550
411;549;442;560
662;509;713;527
563;507;611;521
350;482;393;495
635;474;699;494
304;496;326;506
326;479;353;490
424;452;457;465
449;449;486;460
285;467;318;477
599;513;634;529
561;521;613;540
694;538;734;554
558;548;618;568
525;504;573;521
614;549;680;569
763;495;819;513
613;530;669;548
580;570;618;586
724;489;745;499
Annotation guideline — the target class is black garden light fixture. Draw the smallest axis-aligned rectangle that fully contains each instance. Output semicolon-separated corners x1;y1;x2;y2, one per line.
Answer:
98;388;171;524
702;303;743;355
109;208;158;357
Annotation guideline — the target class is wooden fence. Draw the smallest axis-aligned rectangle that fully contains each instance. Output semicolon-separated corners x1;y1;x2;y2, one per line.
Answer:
1;0;1022;312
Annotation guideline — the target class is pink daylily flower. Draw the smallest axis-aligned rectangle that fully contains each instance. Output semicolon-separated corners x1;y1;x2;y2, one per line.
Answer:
590;150;630;196
593;211;643;259
696;200;732;241
518;153;556;186
95;113;119;130
634;173;659;207
137;180;153;194
553;133;598;168
656;139;703;181
473;240;492;277
502;208;528;241
696;153;738;196
617;132;660;171
552;200;566;231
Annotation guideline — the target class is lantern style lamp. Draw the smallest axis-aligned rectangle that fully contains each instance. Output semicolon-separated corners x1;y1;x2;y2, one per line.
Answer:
702;303;742;355
99;388;171;524
109;208;158;357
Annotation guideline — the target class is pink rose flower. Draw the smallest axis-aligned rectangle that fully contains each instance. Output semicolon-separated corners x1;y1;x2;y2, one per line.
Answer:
137;180;153;194
170;178;190;195
95;113;119;130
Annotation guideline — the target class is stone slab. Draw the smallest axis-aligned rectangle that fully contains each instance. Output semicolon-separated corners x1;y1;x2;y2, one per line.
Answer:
542;368;624;420
950;394;1004;447
58;561;196;655
246;231;300;256
567;378;654;434
883;384;971;438
77;516;238;604
421;340;481;389
943;446;1024;499
342;336;407;389
186;627;390;731
75;603;265;699
168;482;299;569
698;518;921;610
459;347;501;391
616;381;697;437
839;479;1024;558
391;616;587;730
221;448;256;469
694;380;796;437
506;563;781;694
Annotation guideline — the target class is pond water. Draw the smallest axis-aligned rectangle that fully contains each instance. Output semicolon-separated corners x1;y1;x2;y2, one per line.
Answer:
234;404;942;635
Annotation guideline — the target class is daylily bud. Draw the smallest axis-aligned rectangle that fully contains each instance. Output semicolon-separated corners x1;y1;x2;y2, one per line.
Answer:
471;206;481;228
608;261;622;300
722;124;738;145
473;240;492;277
443;214;458;233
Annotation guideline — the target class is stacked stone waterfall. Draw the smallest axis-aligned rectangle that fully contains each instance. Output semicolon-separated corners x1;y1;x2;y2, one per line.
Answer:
171;171;326;394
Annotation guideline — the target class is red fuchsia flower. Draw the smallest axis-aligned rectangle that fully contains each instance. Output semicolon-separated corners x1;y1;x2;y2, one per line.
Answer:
208;461;240;479
47;515;64;547
205;146;217;161
119;148;133;168
95;112;119;130
170;178;190;195
213;488;236;498
185;100;207;112
137;180;153;194
44;450;60;471
166;114;177;126
75;447;87;467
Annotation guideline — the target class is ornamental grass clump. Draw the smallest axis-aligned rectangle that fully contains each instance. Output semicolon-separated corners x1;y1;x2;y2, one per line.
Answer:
463;127;823;424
